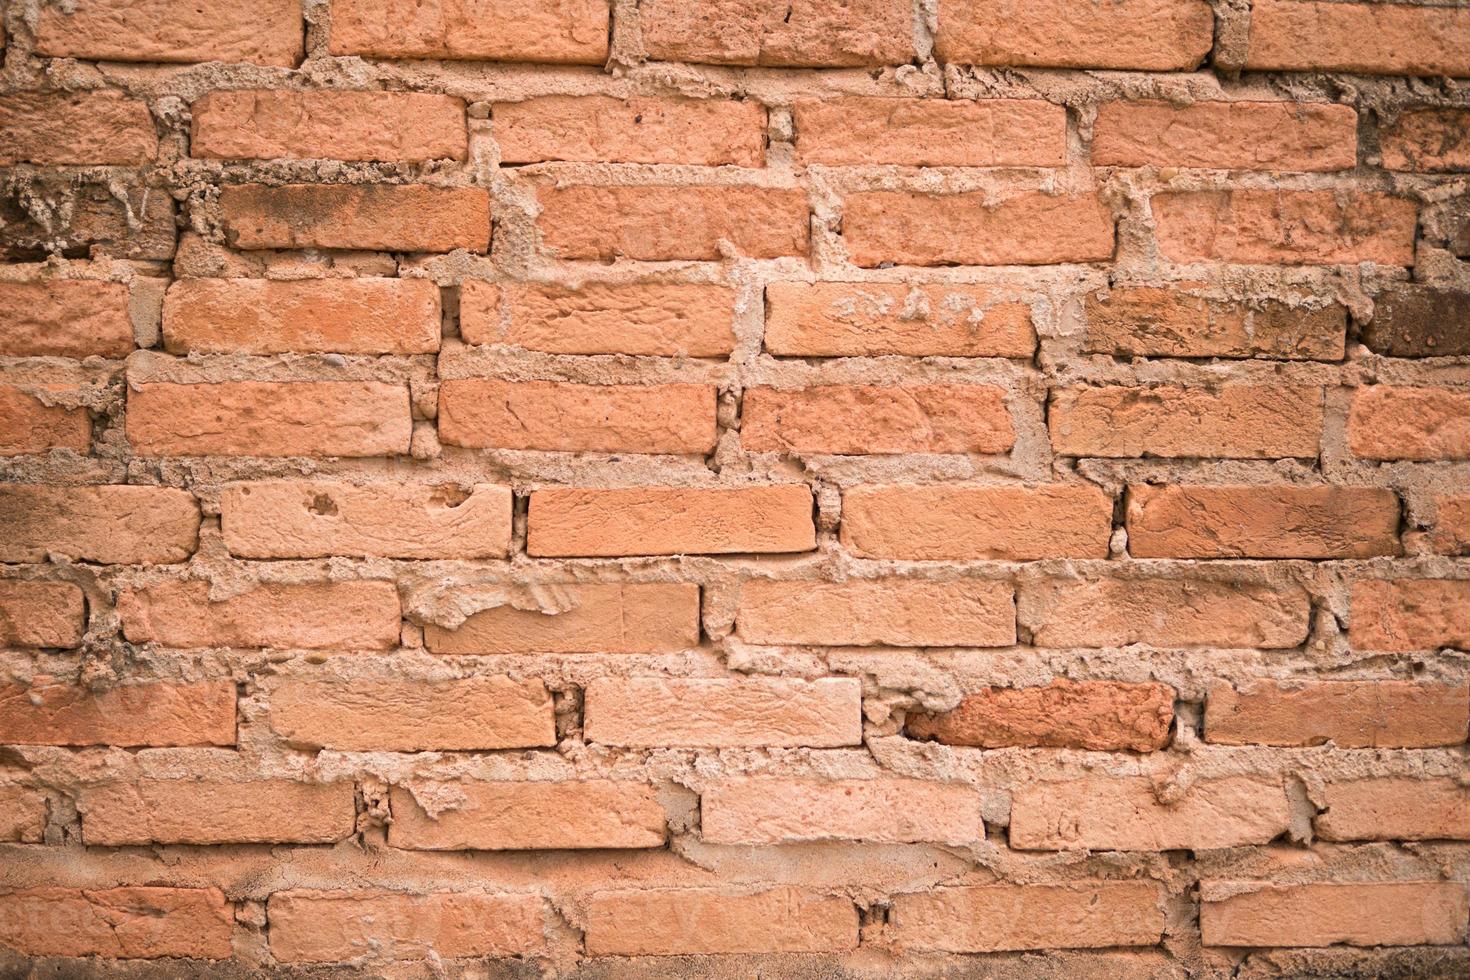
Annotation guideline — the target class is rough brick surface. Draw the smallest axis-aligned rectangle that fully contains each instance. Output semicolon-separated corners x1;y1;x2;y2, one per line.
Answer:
1245;0;1470;77
1350;579;1470;652
0;888;234;959
0;281;134;358
0;787;46;843
0;485;199;564
737;578;1015;647
906;680;1175;751
1362;286;1470;357
1349;386;1470;460
1200;882;1468;948
0;681;235;747
192;91;467;162
81;780;356;845
1083;287;1347;360
330;0;610;63
423;583;700;654
0;581;86;648
220;184;490;253
702;779;984;844
1316;778;1470;842
743;384;1013;455
118;580;402;650
890;883;1166;952
34;0;303;66
583;888;858;955
934;0;1213;70
584;677;862;747
1381;109;1470;173
1206;681;1469;748
388;782;665;850
0;385;91;455
641;0;912;67
497;97;765;166
1093;101;1357;172
0;92;158;166
794;98;1065;167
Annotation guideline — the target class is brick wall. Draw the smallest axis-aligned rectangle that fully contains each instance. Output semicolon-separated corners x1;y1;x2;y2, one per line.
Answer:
1;0;1468;976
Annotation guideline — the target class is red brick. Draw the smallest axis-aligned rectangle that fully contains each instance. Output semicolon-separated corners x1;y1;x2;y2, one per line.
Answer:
537;185;809;261
460;280;737;357
118;580;402;651
1152;191;1417;266
890;883;1165;952
528;485;816;557
1348;386;1470;460
1201;881;1468;948
0;581;86;648
0;485;200;565
219;184;490;253
0;786;46;843
34;0;302;66
191;90;466;162
0;280;133;358
935;0;1213;71
744;385;1013;455
584;887;858;955
388;781;665;850
1245;0;1470;77
423;583;700;654
0;92;157;166
497;96;765;166
0;385;90;455
0;887;233;959
268;890;546;963
127;381;412;458
840;485;1113;560
1433;495;1470;555
843;191;1115;267
1050;384;1322;459
641;0;911;67
221;481;512;559
1206;680;1469;748
584;676;862;747
439;379;717;453
1083;286;1347;360
764;282;1037;358
1127;485;1401;559
1317;778;1470;842
329;0;609;63
1093;101;1357;171
702;778;984;845
1350;579;1470;652
1381;108;1470;172
794;98;1066;167
736;578;1015;647
906;680;1175;751
81;779;356;845
0;681;234;748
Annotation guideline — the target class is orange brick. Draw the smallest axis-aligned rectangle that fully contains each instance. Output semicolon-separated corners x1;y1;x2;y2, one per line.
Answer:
0;681;235;747
117;580;402;651
0;280;133;358
1433;495;1470;555
935;0;1213;71
793;98;1066;167
439;379;717;454
584;676;862;748
329;0;609;63
1381;108;1470;172
764;282;1037;358
1206;680;1469;748
1348;386;1470;461
0;92;157;166
1201;881;1468;947
840;485;1113;560
537;185;809;261
1350;579;1470;652
270;676;552;752
388;782;665;850
1152;191;1417;266
0;887;233;959
460;281;737;357
1317;778;1470;842
162;278;441;355
1127;485;1400;559
641;0;912;67
584;887;858;955
268;890;546;963
1083;286;1347;360
906;680;1175;751
744;385;1014;455
0;485;200;565
0;786;46;843
423;583;700;654
220;184;490;253
1245;0;1470;77
34;0;302;66
702;778;984;845
191;90;466;162
528;485;815;557
497;96;765;166
843;191;1115;267
890;883;1165;952
737;578;1015;647
0;581;86;648
81;779;356;845
0;385;90;455
127;381;412;458
1092;101;1357;171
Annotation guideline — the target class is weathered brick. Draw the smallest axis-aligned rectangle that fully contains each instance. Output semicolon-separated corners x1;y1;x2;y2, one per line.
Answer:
935;0;1213;70
191;90;466;162
1206;680;1469;748
744;385;1013;455
736;579;1015;647
641;0;912;67
118;580;402;650
840;485;1113;560
0;485;200;564
439;379;717;454
1011;776;1291;851
843;191;1115;267
1362;285;1470;357
1127;485;1401;559
0;681;235;748
0;178;175;261
0;92;157;166
890;883;1165;952
1200;881;1468;948
0;887;233;959
1349;386;1470;460
584;887;858;955
423;583;700;654
794;98;1066;167
497;96;765;166
764;282;1037;358
702;778;984;844
330;0;609;63
1350;579;1470;652
1083;287;1347;360
537;186;809;261
1245;0;1470;77
1152;191;1417;266
127;381;412;458
0;280;133;358
0;385;91;455
906;680;1175;751
388;782;665;850
584;676;862;747
34;0;302;66
1317;778;1470;842
81;779;356;845
0;581;86;648
1381;108;1470;172
1433;495;1470;555
0;786;46;843
219;184;490;253
528;485;816;557
1093;101;1356;171
268;890;546;963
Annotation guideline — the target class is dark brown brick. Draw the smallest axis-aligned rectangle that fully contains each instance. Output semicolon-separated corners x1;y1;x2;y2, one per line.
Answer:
1362;286;1470;357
